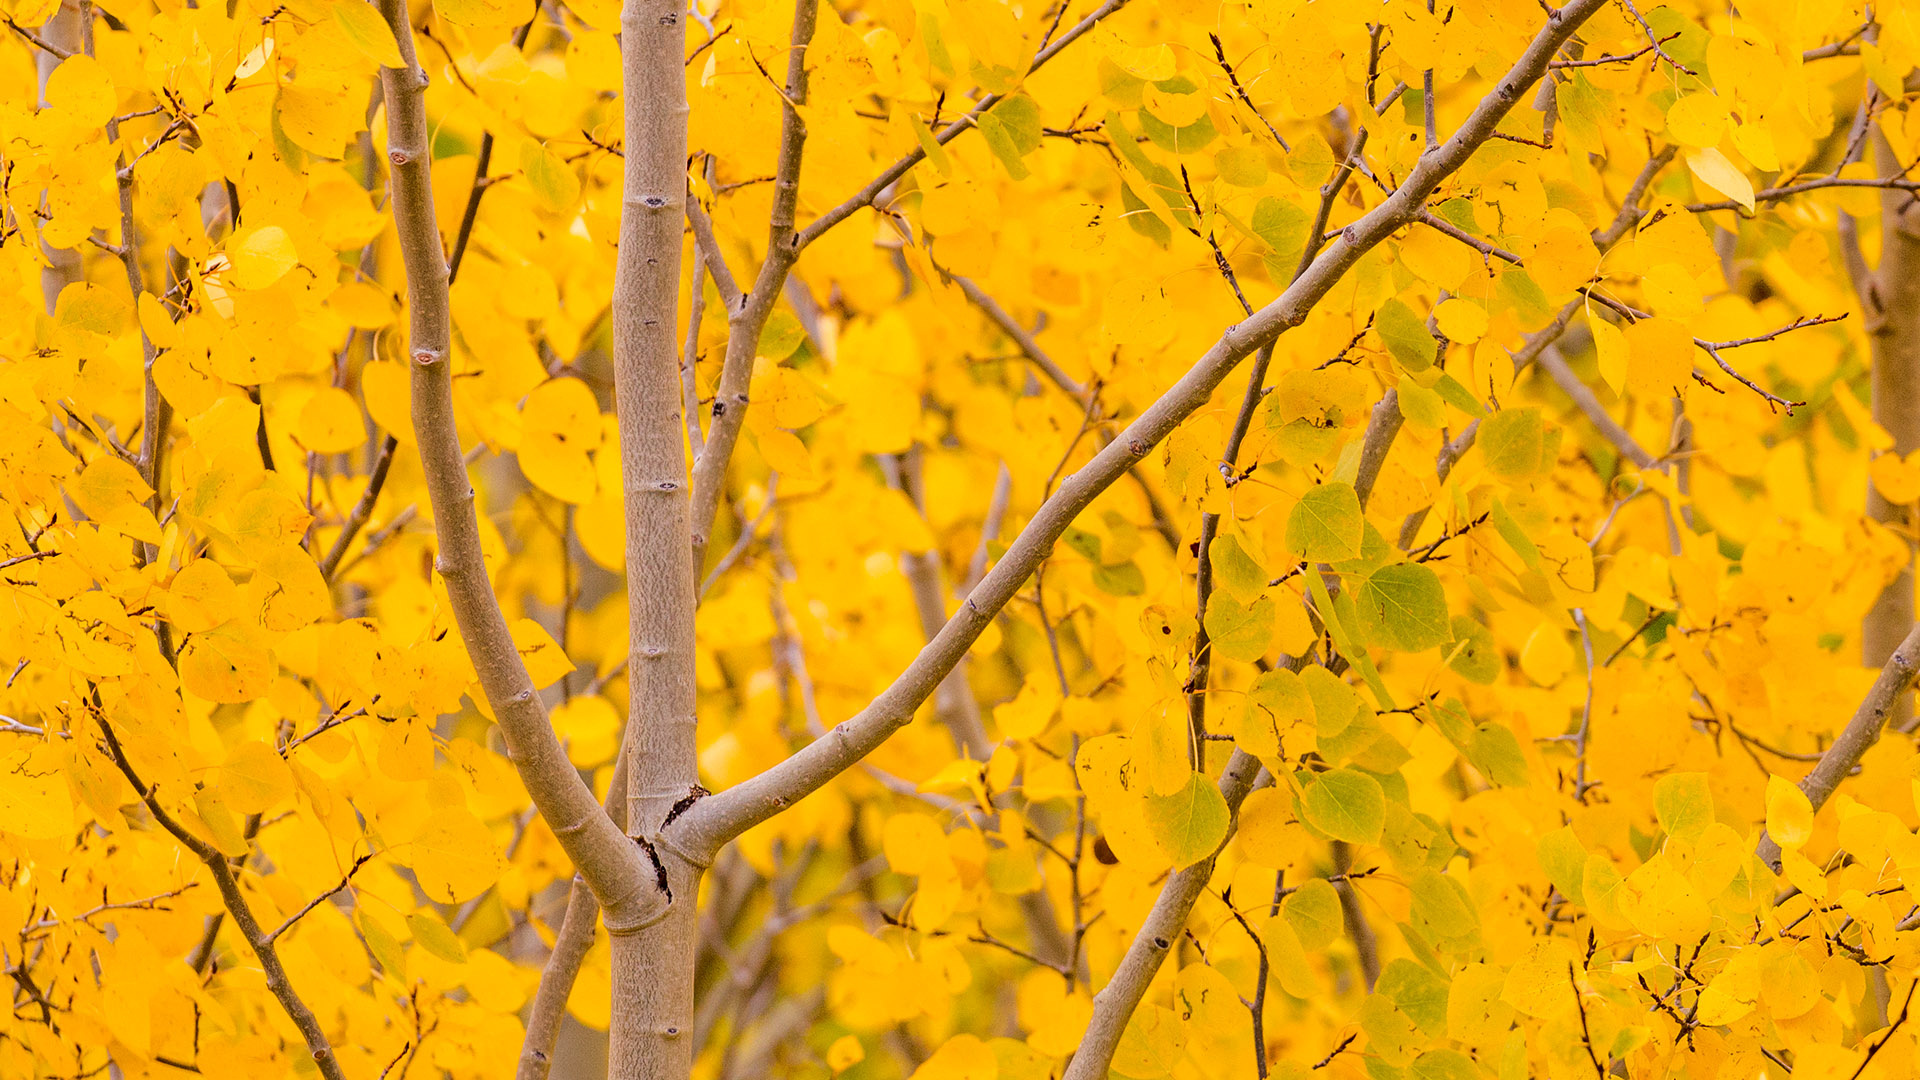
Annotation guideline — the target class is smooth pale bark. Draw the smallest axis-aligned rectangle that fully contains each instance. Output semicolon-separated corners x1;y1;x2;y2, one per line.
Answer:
670;0;1613;865
686;0;818;568
607;0;702;1070
373;0;660;939
1861;135;1920;731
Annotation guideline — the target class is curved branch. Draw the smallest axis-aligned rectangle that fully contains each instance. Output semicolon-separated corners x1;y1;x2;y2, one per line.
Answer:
1756;623;1920;871
674;0;1611;861
373;0;659;931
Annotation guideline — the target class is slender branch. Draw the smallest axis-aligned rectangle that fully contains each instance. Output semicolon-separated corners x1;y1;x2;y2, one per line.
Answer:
373;0;660;930
1062;751;1266;1080
1619;0;1695;74
1685;175;1920;215
95;716;347;1080
673;0;1614;862
1415;210;1523;265
264;854;372;944
1397;421;1480;550
517;749;631;1080
6;16;70;58
319;436;397;582
1208;33;1288;151
685;0;819;569
794;0;1132;249
1538;345;1657;468
684;189;744;312
951;275;1086;398
683;246;710;459
1756;623;1920;871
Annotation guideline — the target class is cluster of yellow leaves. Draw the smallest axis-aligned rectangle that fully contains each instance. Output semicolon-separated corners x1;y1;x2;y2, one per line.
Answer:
4;0;1920;1076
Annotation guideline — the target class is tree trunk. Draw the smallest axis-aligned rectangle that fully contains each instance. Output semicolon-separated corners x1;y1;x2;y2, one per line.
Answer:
1862;134;1920;732
609;0;699;1072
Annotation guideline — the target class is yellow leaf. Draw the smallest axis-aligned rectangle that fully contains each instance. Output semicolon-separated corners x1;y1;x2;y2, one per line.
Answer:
180;624;275;704
828;1035;865;1073
1766;774;1814;851
1667;93;1728;148
437;0;530;27
216;740;294;815
408;808;505;903
298;387;368;454
993;676;1061;741
1621;316;1694;400
1433;298;1488;344
1590;316;1628;397
550;695;622;767
169;559;241;634
1500;937;1578;1019
332;0;405;68
71;456;153;520
1684;147;1754;212
226;225;299;290
1870;450;1920;504
0;741;77;840
46;54;117;128
509;619;576;688
519;377;601;504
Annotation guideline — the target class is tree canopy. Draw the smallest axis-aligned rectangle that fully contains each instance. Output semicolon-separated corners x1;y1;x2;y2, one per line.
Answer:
4;0;1920;1078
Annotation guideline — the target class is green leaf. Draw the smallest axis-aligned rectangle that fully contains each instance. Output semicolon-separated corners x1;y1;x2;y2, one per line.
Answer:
1092;560;1146;596
1204;590;1275;663
1120;182;1172;248
758;310;808;360
1398;375;1446;429
1379;958;1451;1037
1654;772;1714;838
1238;668;1314;759
407;911;468;963
1253;196;1312;278
1479;407;1545;479
1305;569;1396;710
1537;826;1588;906
1381;801;1439;875
1410;1049;1482;1080
1287;482;1363;562
1431;371;1488;416
1353;563;1451;652
1301;767;1384;845
1208;533;1268;601
1145;771;1230;868
1465;723;1530;787
1300;666;1364;740
978;93;1041;179
1375;298;1436;372
1446;616;1501;684
1281;877;1343;950
519;141;580;213
1408;869;1479;943
358;907;407;981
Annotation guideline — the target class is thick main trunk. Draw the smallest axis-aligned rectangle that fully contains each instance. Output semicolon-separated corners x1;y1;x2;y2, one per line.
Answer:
610;0;699;1073
1864;136;1920;732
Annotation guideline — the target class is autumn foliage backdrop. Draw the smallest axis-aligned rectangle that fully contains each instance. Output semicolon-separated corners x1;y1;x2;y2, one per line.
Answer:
4;0;1920;1078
